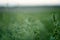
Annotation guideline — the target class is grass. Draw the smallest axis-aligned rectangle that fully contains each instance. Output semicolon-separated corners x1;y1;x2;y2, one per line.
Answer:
0;7;60;40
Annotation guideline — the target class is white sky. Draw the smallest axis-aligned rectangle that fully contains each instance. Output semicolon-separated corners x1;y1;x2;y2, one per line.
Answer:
0;0;60;6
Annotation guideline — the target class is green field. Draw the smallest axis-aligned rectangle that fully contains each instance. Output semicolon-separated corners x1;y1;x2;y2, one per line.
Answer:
0;6;60;40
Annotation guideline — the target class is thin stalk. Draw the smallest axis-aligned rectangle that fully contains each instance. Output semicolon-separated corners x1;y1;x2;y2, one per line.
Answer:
52;13;58;40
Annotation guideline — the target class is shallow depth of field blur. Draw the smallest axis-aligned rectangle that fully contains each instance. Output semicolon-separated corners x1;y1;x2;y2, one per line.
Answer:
0;6;60;40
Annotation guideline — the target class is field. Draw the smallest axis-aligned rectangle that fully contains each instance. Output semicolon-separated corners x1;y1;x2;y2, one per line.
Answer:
0;6;60;40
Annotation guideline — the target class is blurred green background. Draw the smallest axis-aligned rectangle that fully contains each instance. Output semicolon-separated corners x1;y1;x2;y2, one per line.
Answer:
0;6;60;40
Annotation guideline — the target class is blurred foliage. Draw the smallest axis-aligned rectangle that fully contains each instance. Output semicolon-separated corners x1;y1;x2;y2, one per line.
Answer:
0;7;60;40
